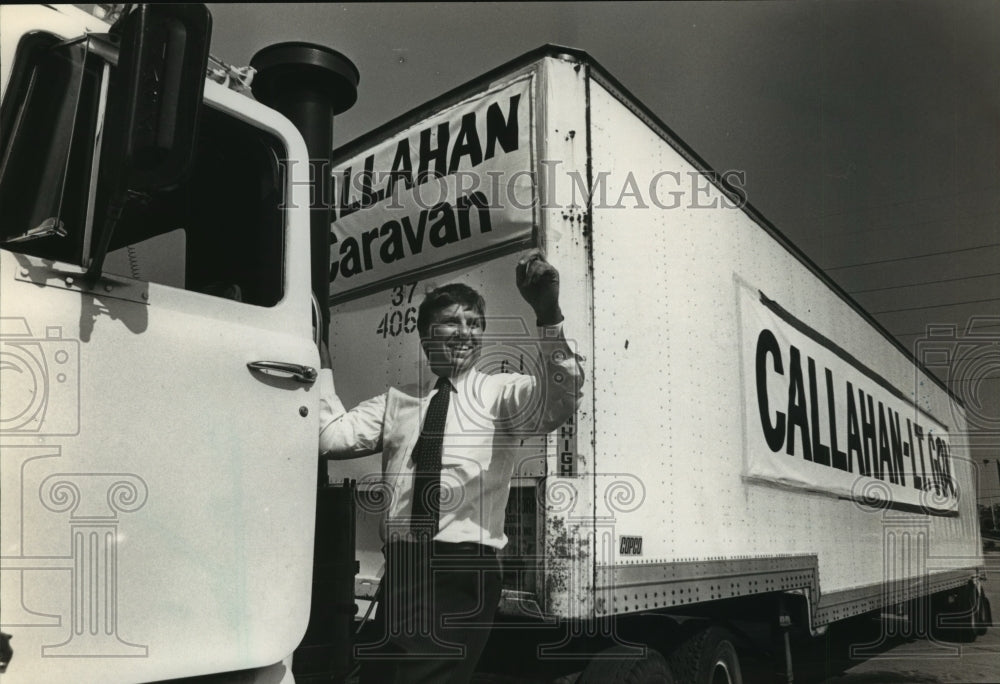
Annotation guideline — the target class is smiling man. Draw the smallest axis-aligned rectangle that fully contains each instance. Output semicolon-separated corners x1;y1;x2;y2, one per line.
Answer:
318;249;583;683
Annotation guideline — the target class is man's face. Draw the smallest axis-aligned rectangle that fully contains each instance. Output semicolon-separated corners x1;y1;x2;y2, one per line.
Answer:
420;303;484;377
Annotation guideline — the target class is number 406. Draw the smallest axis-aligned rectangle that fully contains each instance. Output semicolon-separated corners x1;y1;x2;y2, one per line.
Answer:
376;282;418;338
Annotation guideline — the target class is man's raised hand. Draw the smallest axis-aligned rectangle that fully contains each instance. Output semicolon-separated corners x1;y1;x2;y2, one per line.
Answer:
516;250;564;326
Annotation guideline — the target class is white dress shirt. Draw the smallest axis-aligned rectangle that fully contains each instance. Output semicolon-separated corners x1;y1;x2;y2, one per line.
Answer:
319;323;583;549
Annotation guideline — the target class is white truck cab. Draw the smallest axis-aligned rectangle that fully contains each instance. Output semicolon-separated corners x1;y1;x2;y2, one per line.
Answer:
0;5;357;682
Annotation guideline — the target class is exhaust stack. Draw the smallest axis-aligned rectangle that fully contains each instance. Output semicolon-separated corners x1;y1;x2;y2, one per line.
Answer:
250;42;359;341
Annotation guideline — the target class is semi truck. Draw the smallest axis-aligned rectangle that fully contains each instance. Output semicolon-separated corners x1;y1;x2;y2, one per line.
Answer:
0;4;989;683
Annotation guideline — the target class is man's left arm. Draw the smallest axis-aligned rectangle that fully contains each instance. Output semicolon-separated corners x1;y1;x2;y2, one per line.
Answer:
534;322;585;433
502;251;585;433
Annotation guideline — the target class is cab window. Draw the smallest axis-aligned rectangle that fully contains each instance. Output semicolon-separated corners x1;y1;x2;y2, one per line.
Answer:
0;32;286;306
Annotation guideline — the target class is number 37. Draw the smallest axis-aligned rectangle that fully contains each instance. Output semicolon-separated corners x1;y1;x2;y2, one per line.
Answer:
376;282;418;338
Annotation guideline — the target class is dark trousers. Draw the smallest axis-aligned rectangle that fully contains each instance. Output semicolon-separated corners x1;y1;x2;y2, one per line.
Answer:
357;540;502;684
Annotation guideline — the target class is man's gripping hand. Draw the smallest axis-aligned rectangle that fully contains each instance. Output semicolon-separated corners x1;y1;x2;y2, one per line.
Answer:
516;250;564;326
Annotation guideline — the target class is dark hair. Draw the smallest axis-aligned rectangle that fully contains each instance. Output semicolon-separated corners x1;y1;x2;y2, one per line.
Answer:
417;283;486;338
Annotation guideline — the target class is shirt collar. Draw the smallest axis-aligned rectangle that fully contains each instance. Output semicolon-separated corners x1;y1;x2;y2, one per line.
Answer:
425;366;477;395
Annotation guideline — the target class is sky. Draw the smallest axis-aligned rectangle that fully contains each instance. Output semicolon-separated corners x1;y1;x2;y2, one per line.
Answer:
204;1;1000;500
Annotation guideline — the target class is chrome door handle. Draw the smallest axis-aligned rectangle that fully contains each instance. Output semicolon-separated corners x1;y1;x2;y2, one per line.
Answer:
247;361;318;384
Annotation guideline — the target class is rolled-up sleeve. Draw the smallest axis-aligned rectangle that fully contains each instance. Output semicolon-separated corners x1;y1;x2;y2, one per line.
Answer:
318;369;386;458
498;323;585;434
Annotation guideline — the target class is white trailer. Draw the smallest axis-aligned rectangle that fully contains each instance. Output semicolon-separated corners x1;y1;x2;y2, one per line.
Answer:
325;46;989;682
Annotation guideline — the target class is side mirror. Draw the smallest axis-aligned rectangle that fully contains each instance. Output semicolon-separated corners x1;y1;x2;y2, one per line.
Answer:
110;3;212;192
87;4;211;280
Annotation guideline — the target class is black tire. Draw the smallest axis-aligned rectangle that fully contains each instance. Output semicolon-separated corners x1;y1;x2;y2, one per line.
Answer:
932;584;985;643
577;644;675;684
667;625;743;684
974;587;992;637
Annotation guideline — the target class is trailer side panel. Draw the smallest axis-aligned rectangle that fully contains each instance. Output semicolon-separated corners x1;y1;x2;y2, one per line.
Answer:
585;74;982;622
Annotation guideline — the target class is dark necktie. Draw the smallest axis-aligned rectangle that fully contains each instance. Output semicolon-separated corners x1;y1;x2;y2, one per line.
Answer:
411;375;452;536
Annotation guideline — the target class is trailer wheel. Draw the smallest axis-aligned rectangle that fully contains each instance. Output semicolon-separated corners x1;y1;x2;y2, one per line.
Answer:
577;645;674;684
667;625;743;684
954;586;983;642
933;584;990;642
975;588;992;637
965;586;992;639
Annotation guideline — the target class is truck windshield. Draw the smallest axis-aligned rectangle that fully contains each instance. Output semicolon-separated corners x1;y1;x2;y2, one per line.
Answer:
0;32;287;307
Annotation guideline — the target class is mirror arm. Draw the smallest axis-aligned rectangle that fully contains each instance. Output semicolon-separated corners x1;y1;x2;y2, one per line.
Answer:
84;188;148;283
84;32;120;66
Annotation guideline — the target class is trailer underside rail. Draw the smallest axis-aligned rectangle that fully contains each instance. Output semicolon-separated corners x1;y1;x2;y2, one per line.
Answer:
813;567;982;626
594;556;983;631
594;555;821;616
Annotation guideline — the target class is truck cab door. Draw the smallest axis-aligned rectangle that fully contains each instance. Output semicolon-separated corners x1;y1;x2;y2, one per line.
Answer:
0;24;319;683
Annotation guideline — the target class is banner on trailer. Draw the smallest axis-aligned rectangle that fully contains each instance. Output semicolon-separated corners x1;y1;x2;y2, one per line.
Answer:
329;75;536;302
739;283;959;514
